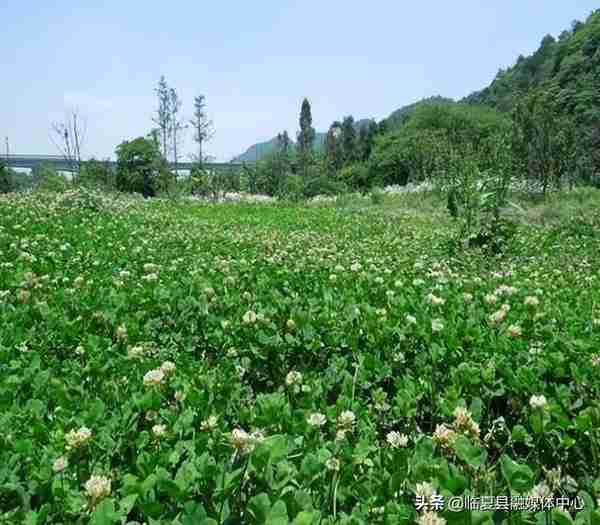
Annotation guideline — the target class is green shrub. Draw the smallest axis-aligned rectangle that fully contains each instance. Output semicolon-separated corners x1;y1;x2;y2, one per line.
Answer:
338;162;375;192
369;187;385;205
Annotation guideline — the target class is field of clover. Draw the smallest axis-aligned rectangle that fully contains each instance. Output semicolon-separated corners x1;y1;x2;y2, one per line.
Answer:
1;189;600;525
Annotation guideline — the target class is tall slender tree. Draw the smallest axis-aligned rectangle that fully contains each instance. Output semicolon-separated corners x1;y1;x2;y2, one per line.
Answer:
357;121;378;161
297;98;315;177
190;95;214;166
0;162;11;194
277;130;291;156
169;87;186;172
153;76;171;159
341;116;357;165
50;110;85;180
274;130;292;185
325;121;343;175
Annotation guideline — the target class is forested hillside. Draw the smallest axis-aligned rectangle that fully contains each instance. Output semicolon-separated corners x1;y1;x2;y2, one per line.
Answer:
233;133;326;163
234;121;376;163
235;9;599;186
463;7;600;175
464;10;600;126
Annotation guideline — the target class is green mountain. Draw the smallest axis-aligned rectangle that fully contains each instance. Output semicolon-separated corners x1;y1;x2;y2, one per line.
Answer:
383;96;455;129
232;137;281;163
233;123;375;162
463;9;600;127
234;9;600;164
232;133;327;163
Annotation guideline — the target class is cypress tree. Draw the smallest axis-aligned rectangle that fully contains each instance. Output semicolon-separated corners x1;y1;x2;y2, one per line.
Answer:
297;98;315;177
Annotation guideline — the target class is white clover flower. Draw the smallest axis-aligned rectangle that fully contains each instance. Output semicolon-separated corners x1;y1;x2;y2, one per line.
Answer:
529;395;548;410
463;293;473;303
65;427;92;450
489;308;507;325
204;287;215;298
453;407;480;439
484;293;498;305
286;319;296;331
543;466;562;491
335;430;347;442
524;296;539;307
376;308;387;318
84;475;111;505
230;428;256;455
174;390;186;402
307;412;327;427
143;263;160;274
127;345;145;359
386;431;409;448
242;310;257;324
418;511;447;525
529;342;544;356
337;410;356;430
250;430;266;444
406;314;417;325
116;324;128;341
350;262;362;272
160;361;176;376
143;369;165;387
431;319;444;333
200;415;218;432
507;324;522;338
592;355;600;366
152;424;167;438
529;482;552;500
426;293;445;306
414;481;436;502
432;424;457;449
53;456;68;473
230;428;250;448
496;285;518;296
325;457;340;471
285;370;303;386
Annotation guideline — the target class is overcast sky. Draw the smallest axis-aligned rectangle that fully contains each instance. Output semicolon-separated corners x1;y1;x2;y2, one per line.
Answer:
1;1;597;161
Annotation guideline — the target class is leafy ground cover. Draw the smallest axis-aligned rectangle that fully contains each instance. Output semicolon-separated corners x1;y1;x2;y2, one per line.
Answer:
1;190;600;524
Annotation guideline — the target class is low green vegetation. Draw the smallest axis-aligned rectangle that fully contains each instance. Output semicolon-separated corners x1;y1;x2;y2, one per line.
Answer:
1;189;600;523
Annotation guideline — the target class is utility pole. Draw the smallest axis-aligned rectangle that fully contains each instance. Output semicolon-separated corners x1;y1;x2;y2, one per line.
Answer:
5;137;9;166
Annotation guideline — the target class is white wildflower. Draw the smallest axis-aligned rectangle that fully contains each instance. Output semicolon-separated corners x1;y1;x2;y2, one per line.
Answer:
307;412;327;427
84;475;111;505
143;369;165;387
529;395;548;410
386;431;409;448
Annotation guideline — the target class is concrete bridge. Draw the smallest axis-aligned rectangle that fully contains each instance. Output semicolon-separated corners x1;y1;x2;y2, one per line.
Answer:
3;154;245;172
